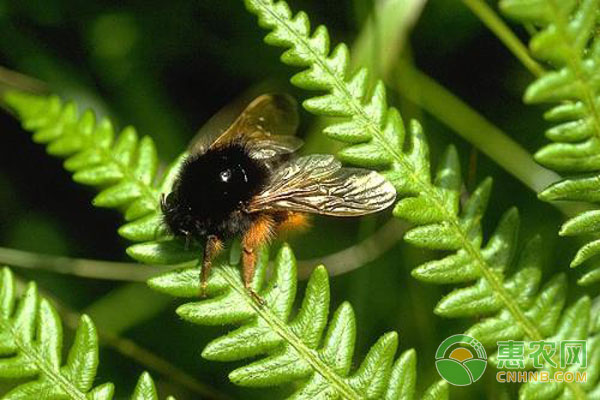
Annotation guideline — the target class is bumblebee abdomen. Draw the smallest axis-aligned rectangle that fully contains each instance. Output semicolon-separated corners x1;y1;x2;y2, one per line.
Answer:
162;143;268;239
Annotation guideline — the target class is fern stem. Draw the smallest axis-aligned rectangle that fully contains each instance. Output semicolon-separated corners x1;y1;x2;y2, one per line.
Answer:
0;66;47;100
217;266;363;400
101;332;230;399
394;61;593;218
393;62;569;198
354;0;581;216
351;0;426;78
1;236;415;283
0;246;164;281
298;219;407;279
461;0;545;77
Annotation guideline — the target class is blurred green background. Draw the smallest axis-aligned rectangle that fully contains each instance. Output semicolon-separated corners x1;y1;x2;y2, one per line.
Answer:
0;0;592;398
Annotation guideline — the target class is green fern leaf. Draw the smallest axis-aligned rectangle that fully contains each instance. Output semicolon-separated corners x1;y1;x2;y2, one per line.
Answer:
132;372;169;400
383;349;449;400
2;91;195;266
421;381;450;400
498;0;600;283
0;267;168;399
150;244;440;399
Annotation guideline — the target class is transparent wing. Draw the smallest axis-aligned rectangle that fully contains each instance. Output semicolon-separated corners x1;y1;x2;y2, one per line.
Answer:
188;94;302;159
247;155;397;216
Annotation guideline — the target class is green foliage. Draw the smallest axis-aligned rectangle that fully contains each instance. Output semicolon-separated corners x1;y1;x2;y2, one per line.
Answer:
4;0;599;398
1;83;447;400
2;90;196;266
500;0;600;171
0;267;166;399
499;0;600;283
150;244;447;400
244;0;598;397
517;297;600;398
132;373;175;400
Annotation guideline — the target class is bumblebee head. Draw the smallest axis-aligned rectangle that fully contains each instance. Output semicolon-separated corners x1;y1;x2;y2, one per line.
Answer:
160;192;205;238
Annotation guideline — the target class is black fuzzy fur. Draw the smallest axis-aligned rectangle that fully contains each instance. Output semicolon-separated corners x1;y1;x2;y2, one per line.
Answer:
162;143;268;240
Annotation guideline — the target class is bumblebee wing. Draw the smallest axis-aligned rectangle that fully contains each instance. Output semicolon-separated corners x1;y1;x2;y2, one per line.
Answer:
247;134;304;161
189;94;302;158
247;155;397;216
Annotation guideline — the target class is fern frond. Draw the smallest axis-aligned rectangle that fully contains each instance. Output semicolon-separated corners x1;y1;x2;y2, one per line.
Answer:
500;0;600;171
1;81;447;398
0;266;168;399
243;0;598;397
402;149;598;398
412;151;597;399
2;80;444;399
2;91;196;266
497;0;600;283
150;244;446;399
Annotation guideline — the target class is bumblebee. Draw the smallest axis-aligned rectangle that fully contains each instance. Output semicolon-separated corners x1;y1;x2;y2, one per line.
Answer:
161;94;396;295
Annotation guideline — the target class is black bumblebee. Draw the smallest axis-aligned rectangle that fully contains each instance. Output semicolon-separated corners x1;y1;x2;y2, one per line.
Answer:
161;94;396;294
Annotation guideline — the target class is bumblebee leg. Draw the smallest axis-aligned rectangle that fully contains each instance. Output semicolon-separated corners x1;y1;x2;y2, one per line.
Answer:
242;215;274;303
201;234;223;297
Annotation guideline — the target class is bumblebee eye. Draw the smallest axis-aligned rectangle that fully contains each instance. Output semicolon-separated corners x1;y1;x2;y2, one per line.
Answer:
219;169;232;183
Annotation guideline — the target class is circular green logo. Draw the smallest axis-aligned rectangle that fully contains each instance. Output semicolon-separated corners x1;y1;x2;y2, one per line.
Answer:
435;334;487;386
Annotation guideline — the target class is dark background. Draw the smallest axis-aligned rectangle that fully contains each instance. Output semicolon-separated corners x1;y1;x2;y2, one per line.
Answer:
0;0;587;398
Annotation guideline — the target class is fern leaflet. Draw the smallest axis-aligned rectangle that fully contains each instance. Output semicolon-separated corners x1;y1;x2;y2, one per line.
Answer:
0;267;168;399
499;0;600;283
150;244;447;400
